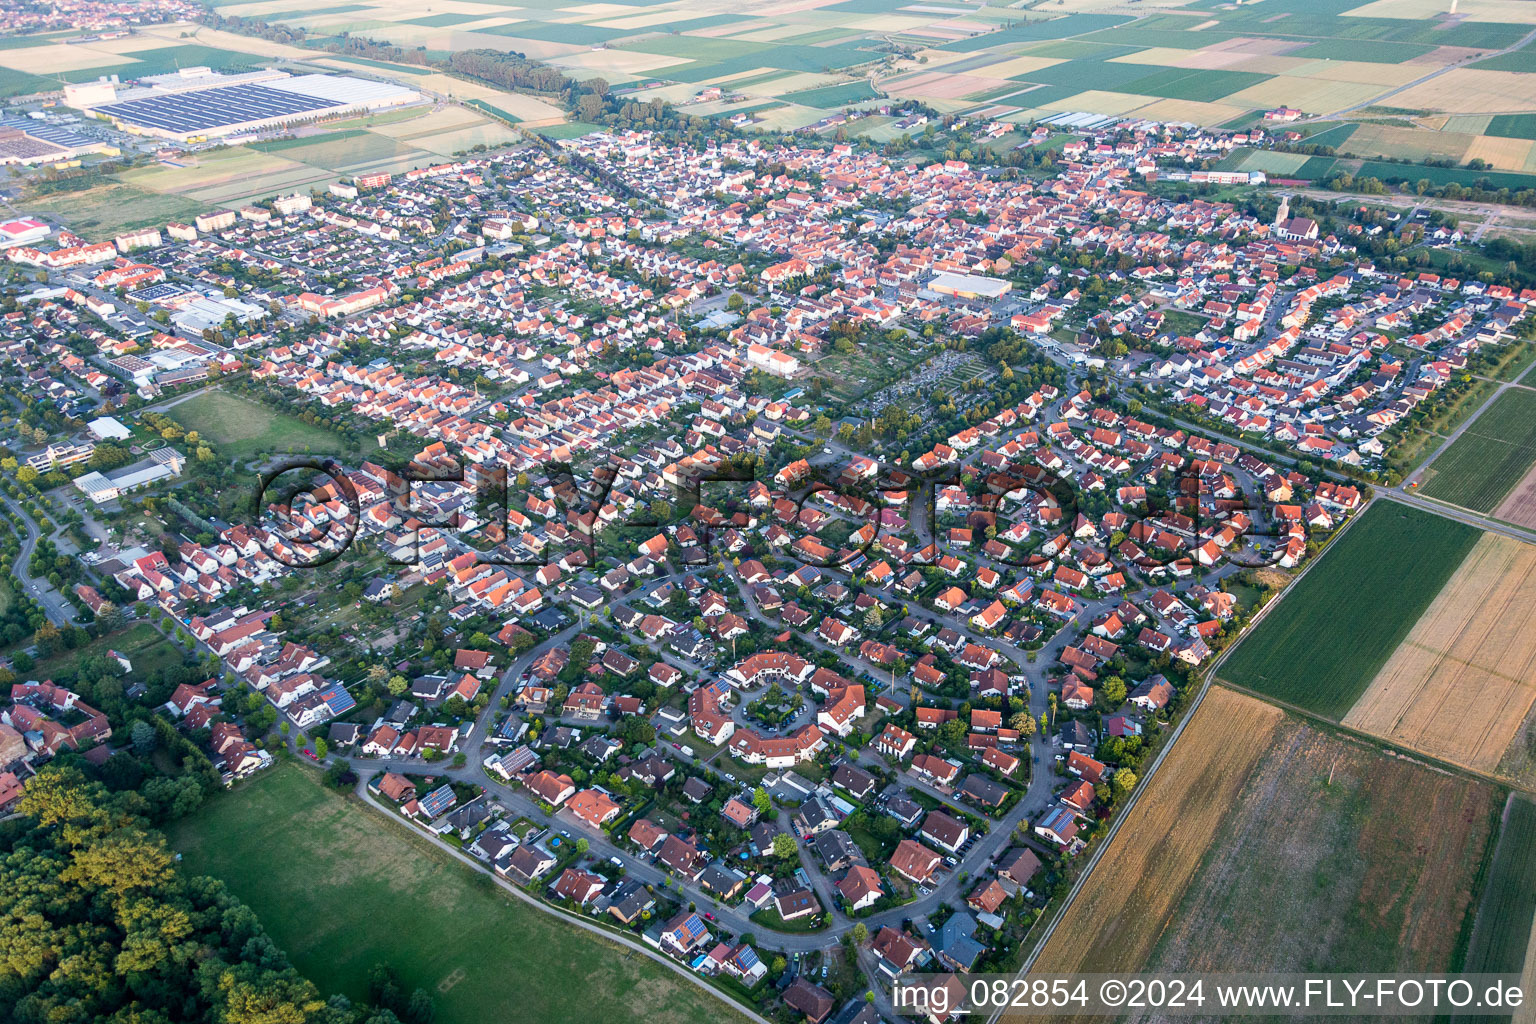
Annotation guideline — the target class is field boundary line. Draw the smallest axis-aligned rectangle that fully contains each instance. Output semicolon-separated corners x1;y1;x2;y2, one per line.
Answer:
990;495;1382;1008
1215;679;1526;792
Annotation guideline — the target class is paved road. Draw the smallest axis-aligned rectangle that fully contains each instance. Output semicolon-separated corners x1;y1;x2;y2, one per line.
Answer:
0;491;79;626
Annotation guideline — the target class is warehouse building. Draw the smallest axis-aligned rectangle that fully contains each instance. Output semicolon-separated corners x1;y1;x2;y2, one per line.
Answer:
79;68;420;142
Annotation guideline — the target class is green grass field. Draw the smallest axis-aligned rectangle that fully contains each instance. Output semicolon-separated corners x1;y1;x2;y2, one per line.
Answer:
1487;114;1536;143
168;762;749;1024
171;391;368;462
1294;39;1434;63
24;182;205;236
1461;796;1536;979
1219;503;1481;719
1420;387;1536;513
250;130;420;170
1117;66;1270;102
784;80;881;108
32;621;185;684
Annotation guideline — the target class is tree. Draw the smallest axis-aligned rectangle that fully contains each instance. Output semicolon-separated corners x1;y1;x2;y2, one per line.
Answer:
314;737;329;760
130;719;157;755
7;767;332;1022
752;786;773;815
1009;711;1036;737
575;837;590;855
16;465;37;485
1100;675;1127;707
852;922;868;944
387;674;409;696
772;833;798;859
1111;769;1137;802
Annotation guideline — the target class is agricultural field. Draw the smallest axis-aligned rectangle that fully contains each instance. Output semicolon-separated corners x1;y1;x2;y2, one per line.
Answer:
1132;703;1500;981
1042;688;1501;984
22;182;205;237
135;0;1536;132
168;761;751;1024
111;102;513;209
1420;387;1536;519
1462;796;1536;980
1035;686;1286;975
170;391;369;463
1342;532;1536;774
1219;502;1481;719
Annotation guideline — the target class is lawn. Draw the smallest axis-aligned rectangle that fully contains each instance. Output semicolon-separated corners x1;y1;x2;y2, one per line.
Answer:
1420;387;1536;512
1218;502;1481;719
1462;796;1536;976
168;762;753;1024
32;621;186;684
171;391;369;463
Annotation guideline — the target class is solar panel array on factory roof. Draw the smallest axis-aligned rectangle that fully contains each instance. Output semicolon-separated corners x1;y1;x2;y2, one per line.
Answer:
96;83;345;135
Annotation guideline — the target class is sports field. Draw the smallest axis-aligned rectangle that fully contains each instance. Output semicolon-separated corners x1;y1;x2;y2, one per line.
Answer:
1218;502;1481;719
171;391;367;462
1039;687;1500;979
168;762;749;1024
1420;386;1536;516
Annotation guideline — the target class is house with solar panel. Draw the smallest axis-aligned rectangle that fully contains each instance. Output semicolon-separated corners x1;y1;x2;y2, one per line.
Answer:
657;910;711;957
414;783;457;821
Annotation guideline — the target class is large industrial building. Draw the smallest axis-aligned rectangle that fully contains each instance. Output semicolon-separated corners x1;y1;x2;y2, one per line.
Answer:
71;67;420;142
0;117;113;167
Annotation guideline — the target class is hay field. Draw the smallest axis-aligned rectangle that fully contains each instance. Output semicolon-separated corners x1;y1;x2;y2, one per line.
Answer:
1130;714;1500;983
1033;687;1285;974
1342;532;1536;774
1345;122;1480;164
412;121;521;154
1466;134;1536;171
1226;75;1381;114
1394;68;1536;114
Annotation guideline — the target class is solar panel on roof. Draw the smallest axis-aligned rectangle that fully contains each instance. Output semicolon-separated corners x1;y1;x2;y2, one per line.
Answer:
97;83;346;135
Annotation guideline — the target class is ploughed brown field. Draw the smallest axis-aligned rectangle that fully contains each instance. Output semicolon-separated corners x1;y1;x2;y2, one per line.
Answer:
1494;460;1536;530
1029;687;1499;1016
1031;687;1284;975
